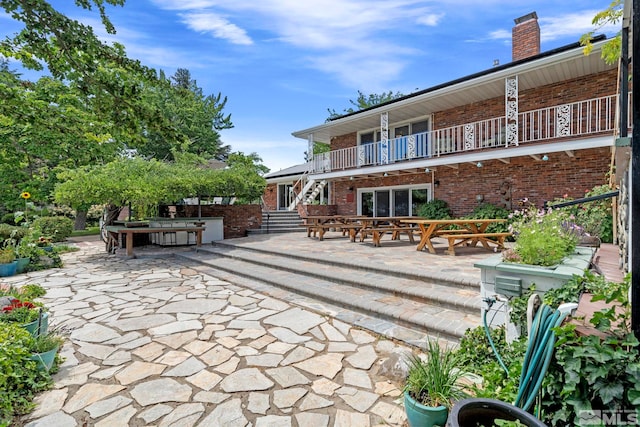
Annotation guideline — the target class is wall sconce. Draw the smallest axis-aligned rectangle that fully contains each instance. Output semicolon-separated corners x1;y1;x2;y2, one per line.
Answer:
383;172;388;177
424;167;430;173
434;180;440;188
542;154;549;161
476;162;483;168
476;194;484;202
349;176;354;181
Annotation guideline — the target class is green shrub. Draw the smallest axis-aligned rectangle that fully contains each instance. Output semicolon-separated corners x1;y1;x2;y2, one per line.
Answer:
456;325;525;404
1;214;16;225
467;203;511;234
542;274;639;426
31;217;74;242
548;184;614;243
415;199;452;219
0;224;26;245
0;324;51;425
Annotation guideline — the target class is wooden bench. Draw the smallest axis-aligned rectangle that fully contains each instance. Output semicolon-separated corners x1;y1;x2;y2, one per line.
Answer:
359;226;417;247
302;223;362;241
438;232;512;255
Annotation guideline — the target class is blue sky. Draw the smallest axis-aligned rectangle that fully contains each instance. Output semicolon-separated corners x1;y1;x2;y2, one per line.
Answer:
0;1;619;172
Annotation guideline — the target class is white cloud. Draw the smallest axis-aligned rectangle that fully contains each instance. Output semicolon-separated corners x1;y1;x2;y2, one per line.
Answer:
539;11;618;42
152;0;444;88
416;13;444;27
180;12;253;45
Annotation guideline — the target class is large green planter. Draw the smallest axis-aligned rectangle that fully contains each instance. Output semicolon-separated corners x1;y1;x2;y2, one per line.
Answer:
29;345;59;371
0;261;18;277
404;391;449;427
475;247;595;340
15;257;30;274
22;312;49;337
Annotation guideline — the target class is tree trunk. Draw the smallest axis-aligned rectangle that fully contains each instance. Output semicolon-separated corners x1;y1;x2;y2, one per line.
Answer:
74;210;88;230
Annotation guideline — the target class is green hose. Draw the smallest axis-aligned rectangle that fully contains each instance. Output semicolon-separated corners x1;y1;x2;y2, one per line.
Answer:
482;302;509;376
514;304;568;412
483;300;567;415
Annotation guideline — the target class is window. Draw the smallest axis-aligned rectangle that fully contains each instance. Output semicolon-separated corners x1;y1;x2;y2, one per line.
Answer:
358;185;432;217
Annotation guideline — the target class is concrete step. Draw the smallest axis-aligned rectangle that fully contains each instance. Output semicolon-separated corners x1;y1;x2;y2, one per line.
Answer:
178;244;481;345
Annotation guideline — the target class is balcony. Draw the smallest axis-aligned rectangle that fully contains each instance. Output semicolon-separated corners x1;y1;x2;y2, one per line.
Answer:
311;93;625;173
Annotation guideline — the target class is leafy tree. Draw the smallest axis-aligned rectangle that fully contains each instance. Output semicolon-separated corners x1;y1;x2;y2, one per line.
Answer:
0;66;116;212
580;0;623;64
138;69;233;161
304;142;330;162
327;90;405;120
54;154;267;221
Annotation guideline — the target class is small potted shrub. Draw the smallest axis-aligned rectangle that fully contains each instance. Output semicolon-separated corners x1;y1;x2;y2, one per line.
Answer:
403;339;467;427
28;332;64;371
0;298;49;337
0;246;17;277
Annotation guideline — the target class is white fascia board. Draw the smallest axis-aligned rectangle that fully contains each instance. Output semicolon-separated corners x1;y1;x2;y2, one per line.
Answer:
308;135;613;181
293;40;607;140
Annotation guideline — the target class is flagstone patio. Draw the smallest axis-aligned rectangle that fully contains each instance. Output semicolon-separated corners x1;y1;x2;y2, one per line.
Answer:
7;238;410;427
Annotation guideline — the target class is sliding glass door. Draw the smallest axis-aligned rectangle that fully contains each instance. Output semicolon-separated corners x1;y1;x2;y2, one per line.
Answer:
358;185;431;217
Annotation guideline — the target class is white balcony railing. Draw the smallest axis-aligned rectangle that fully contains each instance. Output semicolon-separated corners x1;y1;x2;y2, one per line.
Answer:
311;93;626;173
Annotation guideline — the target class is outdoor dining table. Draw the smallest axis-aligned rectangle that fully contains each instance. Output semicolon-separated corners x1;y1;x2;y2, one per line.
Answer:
302;215;365;241
400;218;509;255
353;216;418;246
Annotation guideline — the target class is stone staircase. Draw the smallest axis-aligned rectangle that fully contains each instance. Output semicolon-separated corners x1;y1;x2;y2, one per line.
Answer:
177;240;482;347
247;211;305;235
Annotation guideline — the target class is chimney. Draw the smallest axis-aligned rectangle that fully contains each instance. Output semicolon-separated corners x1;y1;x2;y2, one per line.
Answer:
512;12;540;61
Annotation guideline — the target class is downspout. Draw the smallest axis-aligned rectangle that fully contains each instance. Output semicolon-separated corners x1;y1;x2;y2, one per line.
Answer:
631;0;640;340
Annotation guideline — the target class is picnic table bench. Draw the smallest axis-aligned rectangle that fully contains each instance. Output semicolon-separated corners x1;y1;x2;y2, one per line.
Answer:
401;218;510;255
359;225;418;247
438;231;512;255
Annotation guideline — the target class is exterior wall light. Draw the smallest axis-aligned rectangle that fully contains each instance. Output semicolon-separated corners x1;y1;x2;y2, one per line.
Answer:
424;167;430;173
542;154;549;161
476;162;483;168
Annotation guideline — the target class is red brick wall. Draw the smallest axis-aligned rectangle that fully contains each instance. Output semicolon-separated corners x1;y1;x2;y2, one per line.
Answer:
182;205;262;239
331;132;357;150
434;70;618;129
264;184;277;211
334;147;611;217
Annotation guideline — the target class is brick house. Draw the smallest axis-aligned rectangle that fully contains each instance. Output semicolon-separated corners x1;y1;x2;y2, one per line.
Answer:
264;12;621;218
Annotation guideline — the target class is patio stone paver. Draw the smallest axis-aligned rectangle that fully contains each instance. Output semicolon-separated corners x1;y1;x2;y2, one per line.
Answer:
8;238;410;426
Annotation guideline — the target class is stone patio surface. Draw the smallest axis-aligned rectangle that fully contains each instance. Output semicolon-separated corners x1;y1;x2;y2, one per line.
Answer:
7;238;413;427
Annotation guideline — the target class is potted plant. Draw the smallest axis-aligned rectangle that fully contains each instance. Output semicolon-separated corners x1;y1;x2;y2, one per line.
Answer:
0;298;49;337
14;234;41;274
0;245;17;277
403;339;467;427
28;331;64;371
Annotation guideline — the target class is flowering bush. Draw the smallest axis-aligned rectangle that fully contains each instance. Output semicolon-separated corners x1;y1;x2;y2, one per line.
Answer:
548;185;614;243
504;202;581;266
0;299;40;324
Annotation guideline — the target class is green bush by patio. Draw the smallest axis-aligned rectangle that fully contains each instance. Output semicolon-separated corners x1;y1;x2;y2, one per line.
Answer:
0;323;52;426
31;216;74;242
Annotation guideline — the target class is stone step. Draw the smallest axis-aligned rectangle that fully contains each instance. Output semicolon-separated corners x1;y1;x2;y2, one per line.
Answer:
179;245;481;344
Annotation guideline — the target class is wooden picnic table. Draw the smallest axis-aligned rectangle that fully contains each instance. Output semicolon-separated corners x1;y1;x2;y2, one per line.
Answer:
301;215;365;241
354;216;418;247
400;218;510;255
106;225;205;257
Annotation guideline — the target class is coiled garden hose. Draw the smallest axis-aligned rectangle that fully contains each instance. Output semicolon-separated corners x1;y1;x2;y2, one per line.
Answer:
483;298;568;414
514;304;568;412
